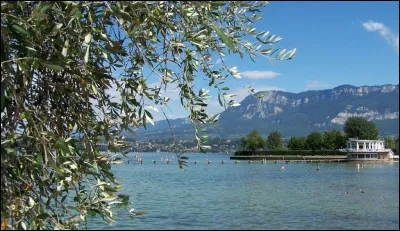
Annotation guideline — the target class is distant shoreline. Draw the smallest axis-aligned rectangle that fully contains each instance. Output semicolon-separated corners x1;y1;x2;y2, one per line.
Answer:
112;151;234;155
230;155;347;161
230;155;398;163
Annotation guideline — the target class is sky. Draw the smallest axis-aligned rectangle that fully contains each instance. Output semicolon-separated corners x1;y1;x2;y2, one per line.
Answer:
113;1;400;121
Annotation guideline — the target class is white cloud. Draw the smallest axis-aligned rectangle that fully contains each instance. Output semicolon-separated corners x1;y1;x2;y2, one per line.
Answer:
362;20;399;54
305;80;334;90
241;70;281;79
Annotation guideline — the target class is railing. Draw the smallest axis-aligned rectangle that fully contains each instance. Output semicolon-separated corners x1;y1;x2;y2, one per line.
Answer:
342;148;392;153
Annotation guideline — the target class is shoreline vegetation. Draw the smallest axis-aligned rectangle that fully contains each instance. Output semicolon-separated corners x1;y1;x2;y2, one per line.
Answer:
230;155;347;161
232;150;348;161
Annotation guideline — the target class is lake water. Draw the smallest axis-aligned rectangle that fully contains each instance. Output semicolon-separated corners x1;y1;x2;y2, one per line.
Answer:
88;153;399;230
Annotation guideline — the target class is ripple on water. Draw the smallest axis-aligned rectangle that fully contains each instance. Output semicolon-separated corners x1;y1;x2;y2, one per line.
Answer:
87;153;399;230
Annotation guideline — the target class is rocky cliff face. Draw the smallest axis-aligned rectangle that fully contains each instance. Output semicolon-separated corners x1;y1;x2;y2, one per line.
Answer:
135;84;399;139
218;84;399;137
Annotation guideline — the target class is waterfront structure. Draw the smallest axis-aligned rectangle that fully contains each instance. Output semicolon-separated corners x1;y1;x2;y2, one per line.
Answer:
345;138;394;161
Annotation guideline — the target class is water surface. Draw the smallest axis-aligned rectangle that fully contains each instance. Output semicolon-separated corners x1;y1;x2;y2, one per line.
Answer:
88;153;399;230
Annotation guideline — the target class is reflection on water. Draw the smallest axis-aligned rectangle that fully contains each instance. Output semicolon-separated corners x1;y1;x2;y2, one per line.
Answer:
87;153;399;230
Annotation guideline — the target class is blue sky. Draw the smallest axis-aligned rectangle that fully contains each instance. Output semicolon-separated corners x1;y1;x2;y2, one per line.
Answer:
114;2;399;121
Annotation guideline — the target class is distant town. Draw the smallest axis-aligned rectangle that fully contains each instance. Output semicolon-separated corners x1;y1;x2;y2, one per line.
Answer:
98;138;242;154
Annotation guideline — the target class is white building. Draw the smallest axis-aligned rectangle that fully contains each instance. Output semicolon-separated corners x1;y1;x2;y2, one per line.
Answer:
345;138;394;161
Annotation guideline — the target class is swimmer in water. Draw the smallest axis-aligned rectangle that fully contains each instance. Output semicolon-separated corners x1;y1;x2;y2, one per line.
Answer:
317;166;320;171
281;165;285;171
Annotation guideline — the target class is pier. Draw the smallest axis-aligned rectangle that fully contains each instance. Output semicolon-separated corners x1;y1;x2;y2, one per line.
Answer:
229;155;348;162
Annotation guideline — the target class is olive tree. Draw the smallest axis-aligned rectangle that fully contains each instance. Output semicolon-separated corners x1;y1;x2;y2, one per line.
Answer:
1;1;295;229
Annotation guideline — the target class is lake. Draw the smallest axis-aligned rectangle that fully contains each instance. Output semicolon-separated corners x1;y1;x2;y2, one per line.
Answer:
88;152;399;230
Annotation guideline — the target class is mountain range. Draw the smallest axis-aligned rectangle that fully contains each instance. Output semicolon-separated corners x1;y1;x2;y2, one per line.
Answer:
132;84;399;140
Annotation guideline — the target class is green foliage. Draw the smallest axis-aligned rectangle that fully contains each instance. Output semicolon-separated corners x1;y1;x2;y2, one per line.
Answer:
323;130;346;150
344;117;379;140
384;136;399;155
1;1;295;229
239;129;266;152
266;130;283;150
288;131;345;151
287;136;306;150
305;131;324;150
235;150;345;156
384;136;396;149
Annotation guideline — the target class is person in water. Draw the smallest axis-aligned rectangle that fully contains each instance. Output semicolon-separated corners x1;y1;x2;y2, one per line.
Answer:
317;166;320;171
281;165;285;171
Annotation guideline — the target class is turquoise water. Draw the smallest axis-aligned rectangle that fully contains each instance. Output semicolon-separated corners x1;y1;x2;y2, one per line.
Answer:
88;153;399;230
